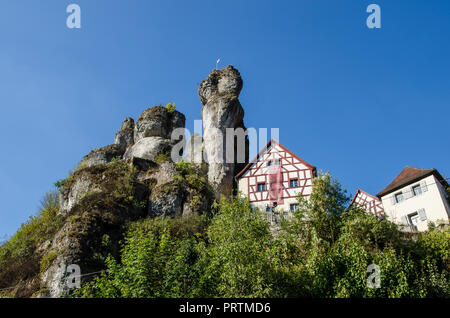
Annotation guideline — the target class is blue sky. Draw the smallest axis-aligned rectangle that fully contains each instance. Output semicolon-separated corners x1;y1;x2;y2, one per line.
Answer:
0;0;449;237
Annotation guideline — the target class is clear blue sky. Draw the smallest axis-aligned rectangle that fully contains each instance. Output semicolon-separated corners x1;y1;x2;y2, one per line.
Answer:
1;0;449;238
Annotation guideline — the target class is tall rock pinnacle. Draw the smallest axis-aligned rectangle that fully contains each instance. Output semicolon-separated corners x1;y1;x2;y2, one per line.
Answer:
198;65;249;197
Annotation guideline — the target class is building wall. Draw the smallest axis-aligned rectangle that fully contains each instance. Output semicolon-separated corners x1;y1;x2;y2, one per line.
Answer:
237;142;314;214
380;175;450;231
238;170;308;213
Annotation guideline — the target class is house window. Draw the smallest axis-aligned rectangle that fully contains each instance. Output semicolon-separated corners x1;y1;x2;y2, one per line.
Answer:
412;184;422;196
290;204;299;211
267;161;272;166
395;192;404;203
290;179;299;188
275;159;281;166
408;212;419;231
257;183;266;192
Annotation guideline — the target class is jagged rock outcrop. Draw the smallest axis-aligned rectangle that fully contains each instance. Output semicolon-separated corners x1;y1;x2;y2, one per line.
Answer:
147;161;213;218
80;144;125;169
123;136;172;162
58;170;101;216
134;106;185;142
198;65;249;197
124;106;185;162
114;117;135;148
41;162;150;297
2;67;247;298
36;103;215;298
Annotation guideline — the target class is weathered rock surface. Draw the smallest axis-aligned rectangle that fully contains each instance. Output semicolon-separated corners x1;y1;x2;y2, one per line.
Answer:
198;65;249;196
114;117;135;149
81;144;125;168
134;106;185;142
123;137;172;162
4;67;249;298
42;163;150;297
59;171;101;216
147;161;214;218
148;185;183;218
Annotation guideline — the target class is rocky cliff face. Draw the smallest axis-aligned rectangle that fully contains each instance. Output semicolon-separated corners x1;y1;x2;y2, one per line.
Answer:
38;105;211;298
1;66;248;298
195;65;249;197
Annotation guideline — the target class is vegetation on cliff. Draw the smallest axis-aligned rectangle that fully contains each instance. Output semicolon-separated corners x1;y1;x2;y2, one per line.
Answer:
0;190;63;297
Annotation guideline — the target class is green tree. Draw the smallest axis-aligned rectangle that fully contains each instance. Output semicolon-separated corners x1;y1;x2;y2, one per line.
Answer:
195;197;275;297
74;215;205;298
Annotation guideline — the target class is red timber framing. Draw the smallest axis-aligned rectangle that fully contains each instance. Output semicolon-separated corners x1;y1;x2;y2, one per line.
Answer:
349;188;385;217
235;139;317;204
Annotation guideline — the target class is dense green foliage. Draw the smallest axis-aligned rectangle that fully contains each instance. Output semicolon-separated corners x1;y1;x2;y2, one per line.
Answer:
74;173;450;298
73;214;208;298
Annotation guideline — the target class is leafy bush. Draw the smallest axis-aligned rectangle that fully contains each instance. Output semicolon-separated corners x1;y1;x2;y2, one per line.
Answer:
195;197;275;297
166;102;176;113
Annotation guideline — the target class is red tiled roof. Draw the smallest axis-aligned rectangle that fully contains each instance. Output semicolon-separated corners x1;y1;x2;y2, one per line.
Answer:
376;166;445;198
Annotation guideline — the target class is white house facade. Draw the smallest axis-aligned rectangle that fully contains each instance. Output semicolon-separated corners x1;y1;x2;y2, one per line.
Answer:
377;167;450;232
235;139;316;215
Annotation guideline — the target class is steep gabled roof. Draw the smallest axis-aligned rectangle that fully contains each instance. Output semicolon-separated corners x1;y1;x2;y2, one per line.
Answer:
235;139;316;179
376;166;447;198
349;188;380;208
349;188;385;216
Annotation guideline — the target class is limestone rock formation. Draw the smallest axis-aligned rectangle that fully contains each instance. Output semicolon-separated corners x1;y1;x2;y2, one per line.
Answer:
123;136;172;162
42;162;150;297
1;68;247;298
114;117;135;149
124;106;186;162
37;103;216;297
81;144;125;168
198;65;249;196
58;170;100;216
134;106;185;142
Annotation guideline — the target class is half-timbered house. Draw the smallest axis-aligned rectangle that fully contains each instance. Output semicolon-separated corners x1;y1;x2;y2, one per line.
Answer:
349;188;385;218
235;139;317;214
